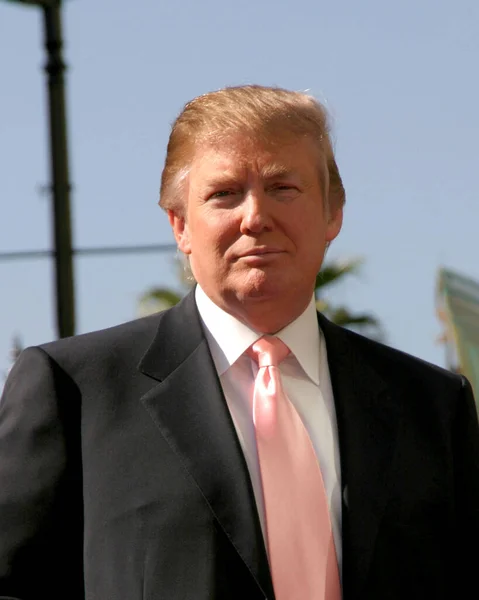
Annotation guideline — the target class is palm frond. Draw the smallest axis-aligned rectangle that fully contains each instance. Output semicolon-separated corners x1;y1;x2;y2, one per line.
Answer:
315;258;364;293
138;287;182;316
327;307;380;328
315;260;384;340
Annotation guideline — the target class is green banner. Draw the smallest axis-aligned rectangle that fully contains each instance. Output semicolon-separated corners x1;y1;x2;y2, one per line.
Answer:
438;268;479;407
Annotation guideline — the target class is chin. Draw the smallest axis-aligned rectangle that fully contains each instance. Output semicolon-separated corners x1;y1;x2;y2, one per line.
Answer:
234;271;286;302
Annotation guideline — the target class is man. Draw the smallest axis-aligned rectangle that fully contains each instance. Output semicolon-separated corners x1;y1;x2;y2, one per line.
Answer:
0;85;478;600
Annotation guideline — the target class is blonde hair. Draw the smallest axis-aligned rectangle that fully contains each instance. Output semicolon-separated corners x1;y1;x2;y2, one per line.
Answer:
159;85;345;216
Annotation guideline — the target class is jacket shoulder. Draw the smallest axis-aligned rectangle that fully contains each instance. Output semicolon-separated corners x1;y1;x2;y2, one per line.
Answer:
322;316;464;392
33;312;166;377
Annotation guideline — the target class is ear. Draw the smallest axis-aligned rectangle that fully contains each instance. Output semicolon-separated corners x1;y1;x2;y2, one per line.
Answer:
325;205;343;243
167;209;192;255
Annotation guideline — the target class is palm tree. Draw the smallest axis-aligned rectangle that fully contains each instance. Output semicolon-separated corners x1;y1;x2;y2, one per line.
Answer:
314;258;383;340
138;258;192;317
138;258;382;339
138;287;183;317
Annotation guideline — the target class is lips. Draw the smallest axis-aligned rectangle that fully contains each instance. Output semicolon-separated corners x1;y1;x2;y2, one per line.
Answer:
239;247;284;258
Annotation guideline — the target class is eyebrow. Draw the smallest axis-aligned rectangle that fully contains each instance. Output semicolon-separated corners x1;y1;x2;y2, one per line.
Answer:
205;165;297;183
199;163;301;191
201;175;241;190
260;165;297;181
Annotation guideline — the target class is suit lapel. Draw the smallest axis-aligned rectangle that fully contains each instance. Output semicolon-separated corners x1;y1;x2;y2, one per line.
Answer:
318;314;401;598
138;291;273;599
137;294;399;598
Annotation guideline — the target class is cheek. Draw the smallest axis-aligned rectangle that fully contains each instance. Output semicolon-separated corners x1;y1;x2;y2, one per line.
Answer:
291;214;329;256
204;214;238;248
287;215;322;246
189;216;235;266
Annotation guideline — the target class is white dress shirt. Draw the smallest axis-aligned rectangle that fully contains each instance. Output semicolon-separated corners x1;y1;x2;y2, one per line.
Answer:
195;285;342;571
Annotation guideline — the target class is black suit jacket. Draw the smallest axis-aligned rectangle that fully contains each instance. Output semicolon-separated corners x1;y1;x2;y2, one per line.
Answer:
1;290;478;600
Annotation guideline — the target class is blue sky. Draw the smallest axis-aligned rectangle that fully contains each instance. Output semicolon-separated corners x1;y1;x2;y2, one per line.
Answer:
1;0;478;381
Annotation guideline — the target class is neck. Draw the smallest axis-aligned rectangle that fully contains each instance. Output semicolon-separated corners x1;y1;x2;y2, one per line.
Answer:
219;293;313;334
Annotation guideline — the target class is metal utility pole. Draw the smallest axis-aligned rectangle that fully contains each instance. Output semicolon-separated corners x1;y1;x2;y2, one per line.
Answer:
43;0;75;338
3;0;75;338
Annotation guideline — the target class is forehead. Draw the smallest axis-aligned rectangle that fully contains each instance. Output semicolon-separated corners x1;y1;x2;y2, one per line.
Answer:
189;133;321;181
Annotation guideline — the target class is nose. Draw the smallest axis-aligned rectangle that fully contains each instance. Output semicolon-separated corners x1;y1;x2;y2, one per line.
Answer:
239;190;274;235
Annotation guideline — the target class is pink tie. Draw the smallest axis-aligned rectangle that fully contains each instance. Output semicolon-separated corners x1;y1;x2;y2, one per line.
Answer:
248;336;341;600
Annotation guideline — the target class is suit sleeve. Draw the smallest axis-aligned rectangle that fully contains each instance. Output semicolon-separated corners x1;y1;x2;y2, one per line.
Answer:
0;347;84;600
453;376;479;592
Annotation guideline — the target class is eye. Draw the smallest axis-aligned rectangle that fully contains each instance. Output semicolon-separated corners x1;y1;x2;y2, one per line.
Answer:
208;188;243;202
270;184;298;194
210;190;233;198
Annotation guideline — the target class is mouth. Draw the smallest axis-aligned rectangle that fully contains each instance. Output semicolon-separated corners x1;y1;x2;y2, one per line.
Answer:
235;248;286;264
239;247;284;258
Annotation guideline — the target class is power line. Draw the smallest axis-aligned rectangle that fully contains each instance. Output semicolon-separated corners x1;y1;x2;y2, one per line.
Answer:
0;243;177;262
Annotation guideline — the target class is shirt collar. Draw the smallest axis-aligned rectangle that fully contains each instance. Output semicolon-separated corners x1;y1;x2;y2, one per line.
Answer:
195;285;321;384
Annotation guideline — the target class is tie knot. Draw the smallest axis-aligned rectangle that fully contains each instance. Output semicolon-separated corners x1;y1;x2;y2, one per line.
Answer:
247;336;290;368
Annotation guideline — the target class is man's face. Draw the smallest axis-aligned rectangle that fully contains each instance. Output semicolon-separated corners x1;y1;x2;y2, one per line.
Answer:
168;133;343;329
